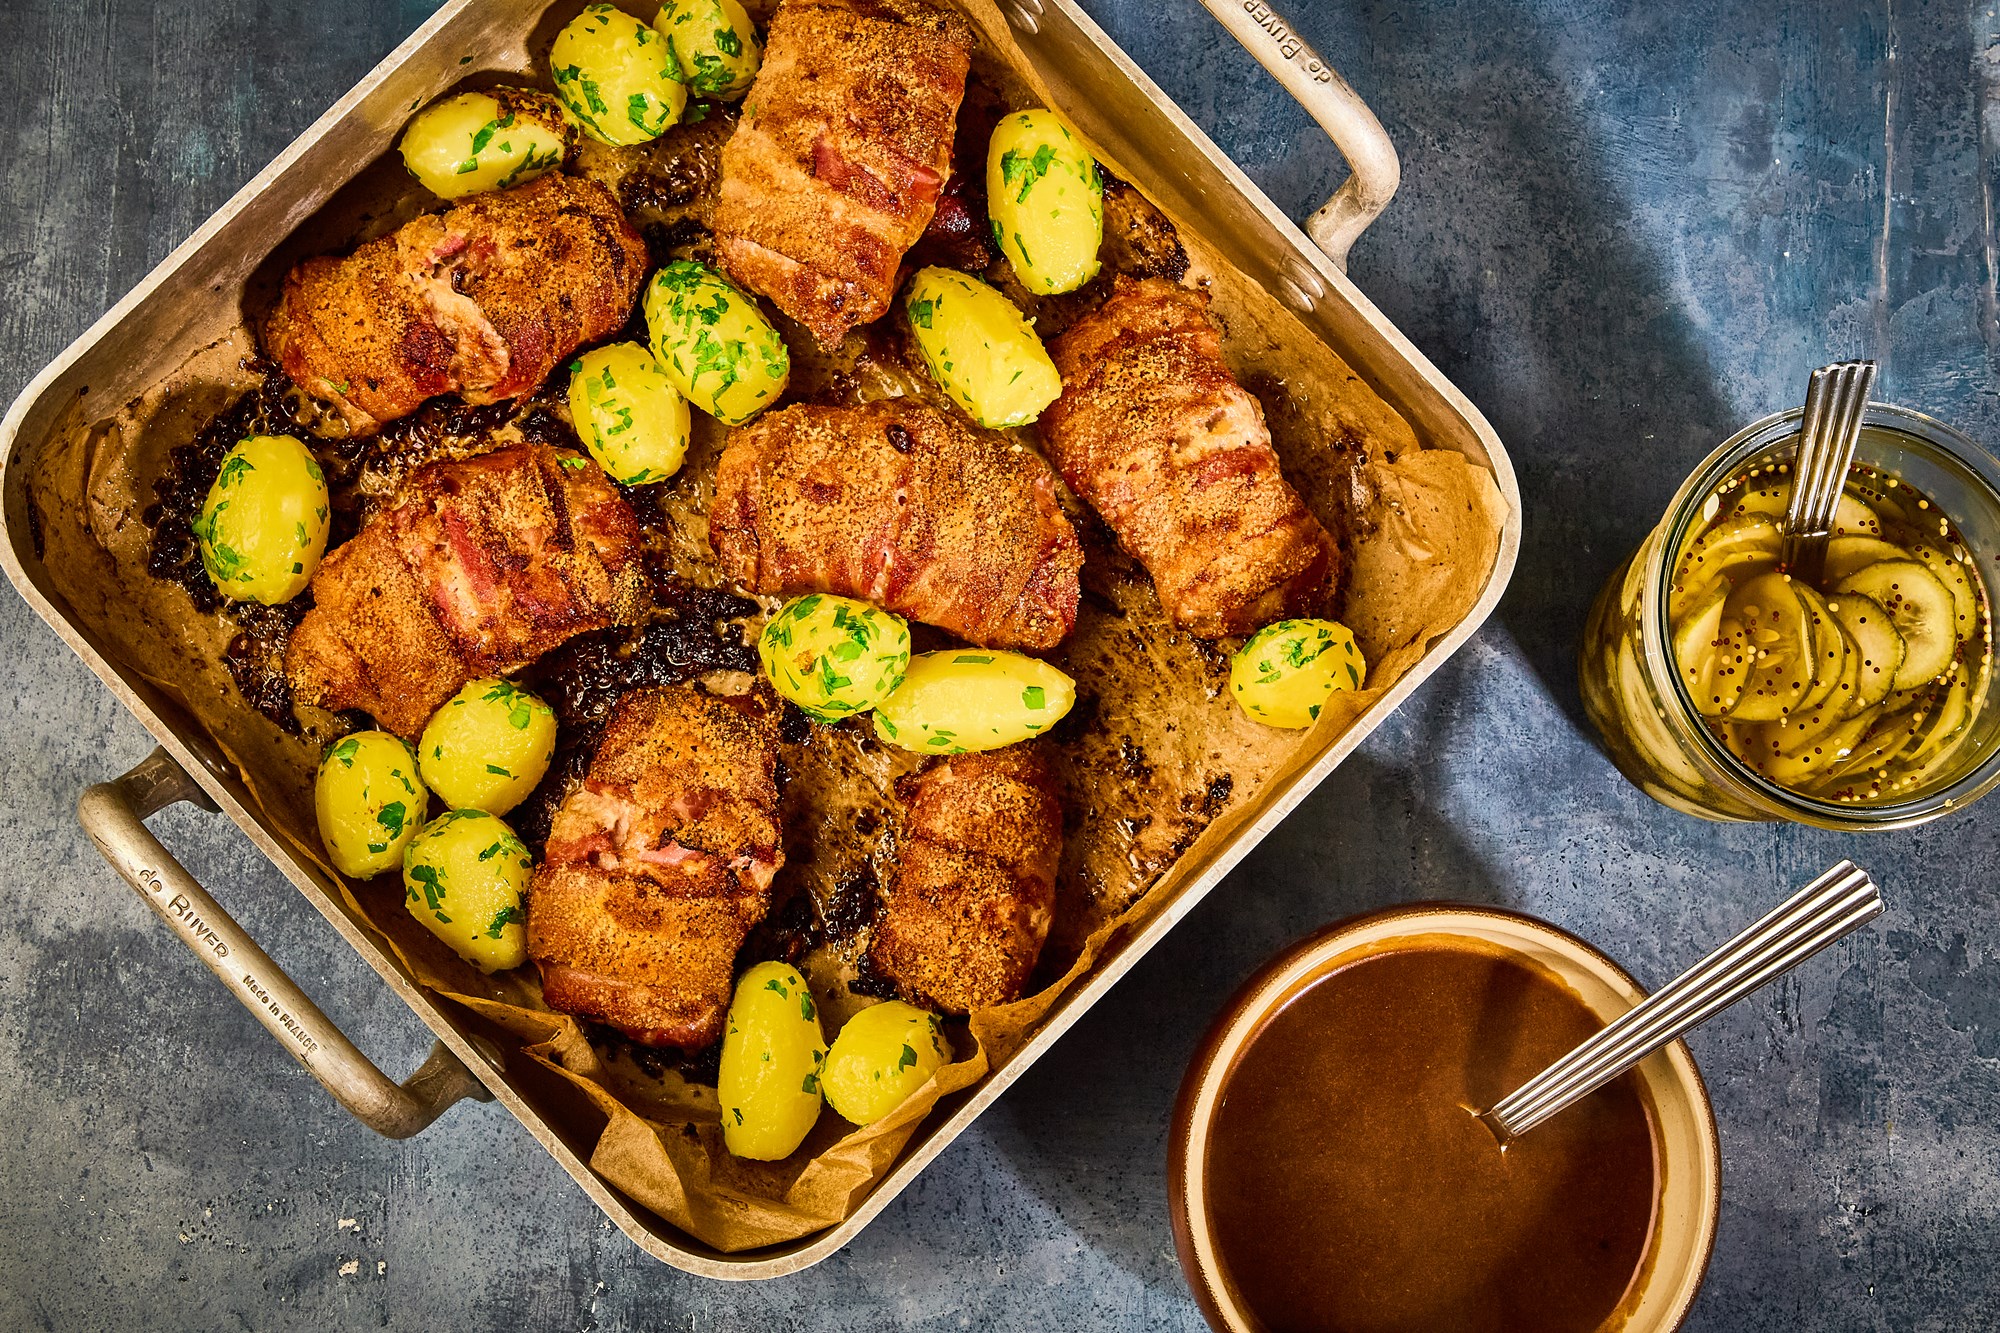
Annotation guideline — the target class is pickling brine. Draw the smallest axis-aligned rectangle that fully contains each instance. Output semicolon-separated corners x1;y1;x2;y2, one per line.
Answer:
1580;407;2000;828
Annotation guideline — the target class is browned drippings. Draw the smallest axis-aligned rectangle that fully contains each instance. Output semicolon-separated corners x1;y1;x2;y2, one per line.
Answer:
1204;942;1659;1333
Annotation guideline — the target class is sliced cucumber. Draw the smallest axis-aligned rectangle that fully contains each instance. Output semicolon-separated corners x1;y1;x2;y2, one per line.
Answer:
1617;547;1648;617
1734;486;1882;536
1614;638;1706;790
1901;664;1986;789
1762;648;1861;757
1688;615;1750;716
1667;572;1723;625
1671;515;1780;620
1844;475;1911;525
1820;536;1904;584
1723;572;1814;722
1835;559;1957;690
1827;591;1903;710
1671;583;1727;691
1906;663;1971;768
1910;544;1983;645
1792;585;1847;714
1813;707;1923;789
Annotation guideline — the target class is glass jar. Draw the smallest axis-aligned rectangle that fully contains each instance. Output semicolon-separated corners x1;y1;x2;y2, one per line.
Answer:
1579;403;2000;828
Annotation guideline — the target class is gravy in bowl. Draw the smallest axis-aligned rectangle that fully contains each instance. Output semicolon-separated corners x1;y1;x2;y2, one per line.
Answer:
1204;940;1657;1332
1173;912;1719;1333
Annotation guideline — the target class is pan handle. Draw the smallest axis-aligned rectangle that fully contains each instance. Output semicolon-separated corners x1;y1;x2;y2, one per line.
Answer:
1192;0;1401;270
76;746;492;1139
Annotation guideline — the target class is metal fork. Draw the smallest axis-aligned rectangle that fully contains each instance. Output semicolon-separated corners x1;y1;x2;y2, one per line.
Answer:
1780;360;1878;582
1479;860;1881;1143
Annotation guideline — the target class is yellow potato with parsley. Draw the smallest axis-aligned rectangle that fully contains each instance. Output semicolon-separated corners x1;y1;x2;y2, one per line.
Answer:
416;678;557;816
1229;619;1367;728
904;267;1063;429
872;649;1075;753
567;343;692;485
657;0;762;98
315;731;427;880
194;434;330;605
643;260;790;424
822;1001;952;1125
986;110;1103;295
398;87;574;199
718;962;827;1160
401;810;531;973
757;594;911;723
550;3;686;145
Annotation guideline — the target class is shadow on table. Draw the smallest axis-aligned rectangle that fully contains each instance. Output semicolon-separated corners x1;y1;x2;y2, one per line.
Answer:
1326;3;1741;739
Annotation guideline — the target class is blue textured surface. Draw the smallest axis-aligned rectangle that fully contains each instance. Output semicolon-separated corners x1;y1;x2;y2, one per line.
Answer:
4;0;1999;1327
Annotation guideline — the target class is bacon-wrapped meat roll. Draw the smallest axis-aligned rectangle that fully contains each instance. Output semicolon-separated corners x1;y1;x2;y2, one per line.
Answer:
264;174;647;436
713;0;972;347
1038;276;1338;637
710;400;1082;651
868;745;1063;1013
529;685;784;1048
285;442;645;736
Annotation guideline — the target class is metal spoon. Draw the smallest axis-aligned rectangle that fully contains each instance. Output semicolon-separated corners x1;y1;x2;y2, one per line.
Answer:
1479;860;1881;1143
1780;360;1878;583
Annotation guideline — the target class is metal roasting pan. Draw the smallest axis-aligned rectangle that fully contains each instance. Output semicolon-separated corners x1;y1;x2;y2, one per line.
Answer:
1;0;1521;1278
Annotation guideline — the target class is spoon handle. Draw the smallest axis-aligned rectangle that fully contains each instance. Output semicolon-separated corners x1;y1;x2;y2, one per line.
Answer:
1482;861;1881;1142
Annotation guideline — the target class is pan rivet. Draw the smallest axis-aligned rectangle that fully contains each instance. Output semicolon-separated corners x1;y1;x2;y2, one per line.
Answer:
1279;257;1325;313
1007;0;1043;32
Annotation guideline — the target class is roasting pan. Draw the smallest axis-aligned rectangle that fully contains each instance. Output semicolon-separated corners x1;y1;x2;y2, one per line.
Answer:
0;0;1521;1277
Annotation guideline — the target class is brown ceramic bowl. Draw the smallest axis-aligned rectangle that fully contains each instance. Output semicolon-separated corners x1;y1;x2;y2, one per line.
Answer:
1168;904;1722;1333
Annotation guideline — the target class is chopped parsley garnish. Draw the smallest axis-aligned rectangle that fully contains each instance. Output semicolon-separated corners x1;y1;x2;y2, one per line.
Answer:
485;904;525;939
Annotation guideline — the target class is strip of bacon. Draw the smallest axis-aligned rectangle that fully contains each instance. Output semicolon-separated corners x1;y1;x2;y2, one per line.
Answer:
529;686;784;1049
284;443;645;736
1038;276;1339;637
713;0;972;347
263;174;646;436
710;399;1083;651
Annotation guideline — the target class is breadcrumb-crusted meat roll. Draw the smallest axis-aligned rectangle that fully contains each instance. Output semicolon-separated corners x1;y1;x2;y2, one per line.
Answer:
709;399;1082;651
284;442;645;736
713;0;973;347
868;745;1063;1013
529;685;784;1048
1038;276;1338;637
264;174;647;436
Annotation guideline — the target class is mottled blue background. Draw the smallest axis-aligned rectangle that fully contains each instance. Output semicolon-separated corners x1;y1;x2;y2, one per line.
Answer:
3;0;1997;1327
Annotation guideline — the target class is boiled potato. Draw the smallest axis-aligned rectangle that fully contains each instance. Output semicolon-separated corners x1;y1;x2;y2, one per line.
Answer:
904;267;1062;429
1229;619;1367;729
550;2;687;145
315;731;427;879
194;434;330;605
657;0;761;99
567;343;691;485
986;110;1103;295
718;961;827;1160
402;810;532;973
417;678;558;816
642;260;790;424
398;87;574;199
757;594;911;723
822;1001;951;1126
872;649;1075;753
